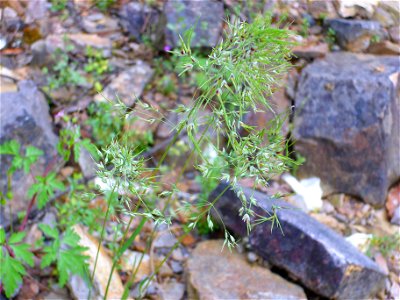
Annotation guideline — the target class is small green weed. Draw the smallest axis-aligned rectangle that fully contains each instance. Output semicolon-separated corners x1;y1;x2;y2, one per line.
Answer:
368;233;400;257
0;229;34;298
50;0;68;12
38;224;89;287
42;43;86;92
325;28;336;49
299;18;310;37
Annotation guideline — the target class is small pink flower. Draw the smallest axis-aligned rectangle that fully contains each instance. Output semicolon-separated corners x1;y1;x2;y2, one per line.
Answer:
163;45;172;52
55;110;65;119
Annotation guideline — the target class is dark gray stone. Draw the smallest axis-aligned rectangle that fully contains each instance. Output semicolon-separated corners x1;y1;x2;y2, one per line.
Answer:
211;182;387;299
293;52;400;206
119;2;165;47
324;19;384;52
0;81;59;225
164;0;224;48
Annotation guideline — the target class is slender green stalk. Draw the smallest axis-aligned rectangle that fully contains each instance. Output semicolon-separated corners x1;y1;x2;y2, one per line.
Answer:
88;185;116;300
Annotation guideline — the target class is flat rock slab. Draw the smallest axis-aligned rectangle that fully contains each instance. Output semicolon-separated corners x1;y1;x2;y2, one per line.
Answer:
164;0;224;48
187;239;306;300
95;60;154;106
293;52;400;206
211;183;387;299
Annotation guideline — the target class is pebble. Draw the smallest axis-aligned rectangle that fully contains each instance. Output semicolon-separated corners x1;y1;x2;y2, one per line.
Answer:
247;252;258;263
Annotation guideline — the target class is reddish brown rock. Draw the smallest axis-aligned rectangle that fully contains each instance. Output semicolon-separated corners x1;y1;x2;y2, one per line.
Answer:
187;240;306;300
241;84;292;138
386;183;400;220
368;40;400;55
293;42;329;59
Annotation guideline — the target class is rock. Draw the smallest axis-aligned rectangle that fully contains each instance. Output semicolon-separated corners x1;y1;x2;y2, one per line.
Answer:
211;183;387;299
120;250;151;283
153;230;178;248
78;147;97;179
119;2;165;46
293;52;400;207
95;61;153;106
170;260;183;274
293;42;329;59
25;0;48;24
1;7;21;31
345;233;373;253
373;6;396;27
82;13;120;34
391;206;400;225
241;85;291;138
164;0;224;48
367;40;400;55
282;173;323;212
187;239;306;300
120;250;173;282
307;0;337;19
390;280;400;299
69;225;124;299
374;253;389;275
324;19;384;52
336;0;378;18
67;33;112;57
43;285;70;300
159;279;185;300
388;26;400;43
378;2;400;25
0;80;59;225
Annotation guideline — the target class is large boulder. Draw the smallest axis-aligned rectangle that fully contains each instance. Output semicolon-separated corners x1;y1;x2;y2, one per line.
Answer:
0;81;59;225
187;239;306;299
293;52;400;206
211;183;387;299
164;0;224;48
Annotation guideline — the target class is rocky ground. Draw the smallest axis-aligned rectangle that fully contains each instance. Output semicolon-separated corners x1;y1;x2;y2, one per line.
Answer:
0;0;399;299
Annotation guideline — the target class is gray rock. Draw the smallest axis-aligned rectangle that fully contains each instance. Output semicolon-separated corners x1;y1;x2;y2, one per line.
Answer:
0;81;59;225
1;7;21;31
153;231;178;248
78;147;97;179
25;0;48;23
95;60;154;106
187;239;306;300
82;13;120;34
390;206;400;225
211;183;387;299
164;0;224;48
159;279;185;300
119;2;165;47
324;19;384;52
293;52;400;206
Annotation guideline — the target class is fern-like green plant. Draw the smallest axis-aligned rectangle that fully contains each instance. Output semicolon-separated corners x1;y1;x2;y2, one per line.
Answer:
0;229;34;298
38;224;89;287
